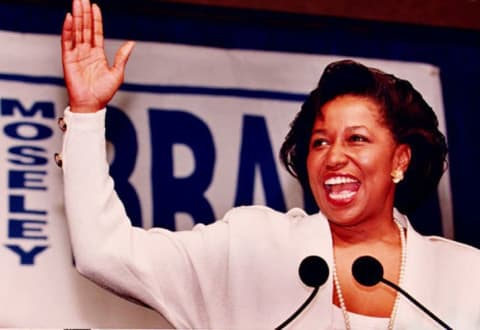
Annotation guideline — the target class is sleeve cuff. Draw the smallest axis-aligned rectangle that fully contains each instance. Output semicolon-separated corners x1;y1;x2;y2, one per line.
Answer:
63;106;107;131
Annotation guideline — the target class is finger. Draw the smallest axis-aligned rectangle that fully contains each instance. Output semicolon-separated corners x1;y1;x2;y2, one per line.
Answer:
72;0;83;46
61;12;73;52
81;0;93;45
112;41;135;74
92;3;104;48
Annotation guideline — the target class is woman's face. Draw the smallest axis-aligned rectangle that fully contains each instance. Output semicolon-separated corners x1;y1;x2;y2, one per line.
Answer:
306;95;410;225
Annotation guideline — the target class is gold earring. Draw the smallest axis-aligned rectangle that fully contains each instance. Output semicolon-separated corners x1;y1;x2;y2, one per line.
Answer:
391;169;404;184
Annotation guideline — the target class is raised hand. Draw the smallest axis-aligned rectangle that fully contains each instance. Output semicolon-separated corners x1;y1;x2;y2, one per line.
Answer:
61;0;135;113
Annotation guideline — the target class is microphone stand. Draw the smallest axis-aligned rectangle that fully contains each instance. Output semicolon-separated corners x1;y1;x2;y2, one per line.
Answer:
381;278;453;330
275;286;320;330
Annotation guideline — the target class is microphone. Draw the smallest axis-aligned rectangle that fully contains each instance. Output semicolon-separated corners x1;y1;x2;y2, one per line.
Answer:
352;256;453;330
276;256;329;329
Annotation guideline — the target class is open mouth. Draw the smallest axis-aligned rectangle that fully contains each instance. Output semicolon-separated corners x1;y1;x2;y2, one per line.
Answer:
324;175;360;204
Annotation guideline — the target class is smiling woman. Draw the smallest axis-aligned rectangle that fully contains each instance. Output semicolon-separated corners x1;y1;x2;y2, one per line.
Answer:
280;60;451;326
281;60;447;216
60;0;480;329
306;95;408;225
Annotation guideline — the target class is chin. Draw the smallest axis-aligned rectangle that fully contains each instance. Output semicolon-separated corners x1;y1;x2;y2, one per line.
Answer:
318;202;362;225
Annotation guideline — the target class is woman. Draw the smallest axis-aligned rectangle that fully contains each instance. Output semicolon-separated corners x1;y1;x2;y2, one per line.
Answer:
60;0;480;329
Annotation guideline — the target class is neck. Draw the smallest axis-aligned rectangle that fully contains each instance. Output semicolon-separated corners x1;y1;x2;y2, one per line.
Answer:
329;212;398;246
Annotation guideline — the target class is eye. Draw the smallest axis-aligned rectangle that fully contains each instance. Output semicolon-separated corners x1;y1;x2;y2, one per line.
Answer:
311;137;329;149
349;134;369;143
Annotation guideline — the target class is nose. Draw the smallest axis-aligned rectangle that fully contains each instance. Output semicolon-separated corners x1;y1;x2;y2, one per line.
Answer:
325;142;348;170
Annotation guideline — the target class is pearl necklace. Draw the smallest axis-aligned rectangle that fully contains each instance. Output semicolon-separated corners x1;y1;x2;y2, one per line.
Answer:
332;218;406;330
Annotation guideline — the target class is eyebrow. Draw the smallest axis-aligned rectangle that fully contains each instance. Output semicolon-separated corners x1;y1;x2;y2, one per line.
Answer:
311;128;327;134
346;125;369;132
311;125;369;134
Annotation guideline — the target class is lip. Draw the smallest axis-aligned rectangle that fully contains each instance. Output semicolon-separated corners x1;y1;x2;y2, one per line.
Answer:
322;173;361;207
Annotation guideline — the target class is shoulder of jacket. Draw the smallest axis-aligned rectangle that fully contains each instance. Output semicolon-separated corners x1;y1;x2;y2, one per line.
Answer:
424;234;480;258
222;205;309;222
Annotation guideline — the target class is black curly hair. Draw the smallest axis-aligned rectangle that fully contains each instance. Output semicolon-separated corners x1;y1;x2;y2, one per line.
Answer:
279;59;448;215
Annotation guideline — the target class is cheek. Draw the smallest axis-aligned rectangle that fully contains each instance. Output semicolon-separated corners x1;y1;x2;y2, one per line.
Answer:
306;152;313;170
357;149;394;172
356;151;396;189
357;154;379;173
306;153;327;196
305;154;314;182
306;153;319;187
306;152;322;176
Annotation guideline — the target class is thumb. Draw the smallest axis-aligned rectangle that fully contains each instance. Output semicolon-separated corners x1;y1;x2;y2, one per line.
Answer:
112;40;135;74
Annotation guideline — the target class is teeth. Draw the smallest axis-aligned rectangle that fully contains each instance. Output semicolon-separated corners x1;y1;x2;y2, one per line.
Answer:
325;176;358;185
329;191;356;200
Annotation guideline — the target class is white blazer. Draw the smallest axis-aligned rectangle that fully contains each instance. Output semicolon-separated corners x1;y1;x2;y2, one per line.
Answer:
62;108;480;329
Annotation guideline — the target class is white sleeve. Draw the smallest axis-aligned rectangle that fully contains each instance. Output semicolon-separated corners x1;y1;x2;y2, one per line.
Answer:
61;108;230;328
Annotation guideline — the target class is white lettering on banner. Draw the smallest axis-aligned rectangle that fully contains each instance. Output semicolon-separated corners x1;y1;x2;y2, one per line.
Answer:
1;98;53;265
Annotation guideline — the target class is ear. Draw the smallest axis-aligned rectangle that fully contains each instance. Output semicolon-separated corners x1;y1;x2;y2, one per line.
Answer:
393;144;411;173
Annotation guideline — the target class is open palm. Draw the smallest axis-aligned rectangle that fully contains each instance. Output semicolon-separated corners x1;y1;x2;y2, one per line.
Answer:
62;0;134;113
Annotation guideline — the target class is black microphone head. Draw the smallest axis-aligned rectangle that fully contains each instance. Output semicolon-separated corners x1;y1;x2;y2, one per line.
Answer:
352;256;384;287
299;256;329;288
